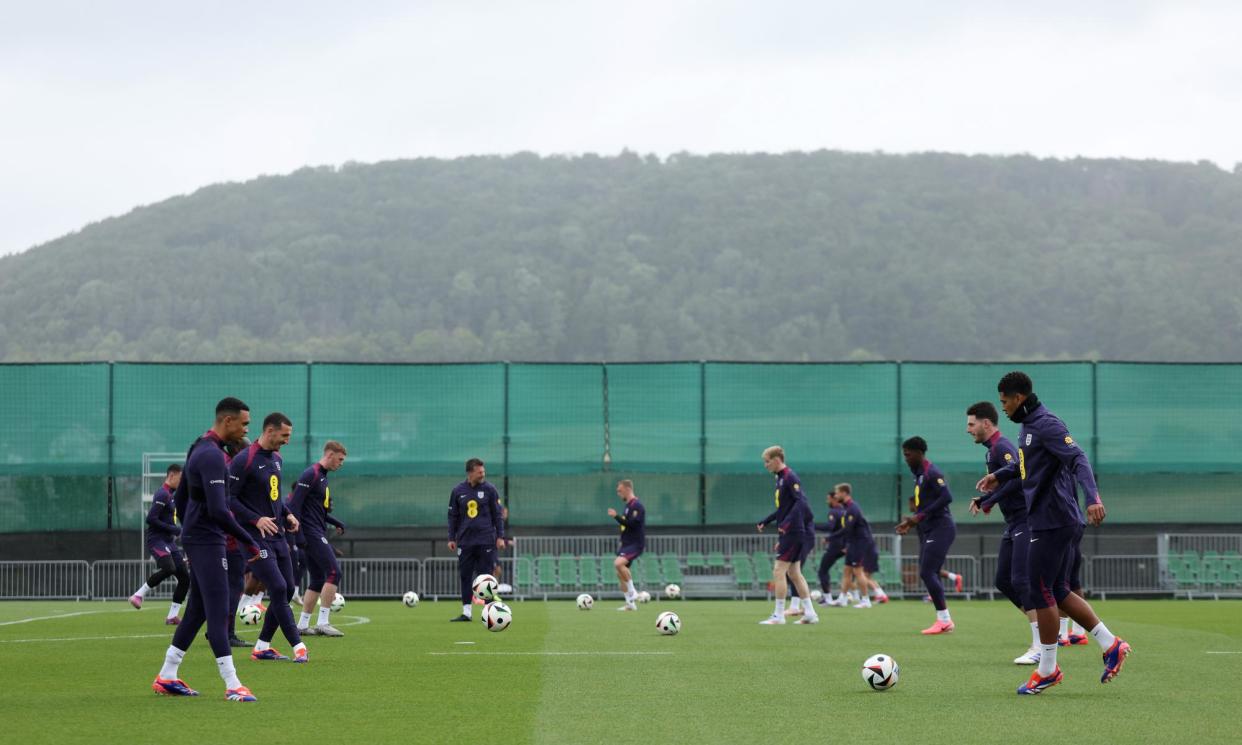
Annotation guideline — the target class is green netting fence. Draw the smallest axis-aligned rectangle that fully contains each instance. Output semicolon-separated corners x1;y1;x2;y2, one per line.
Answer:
1;362;1239;532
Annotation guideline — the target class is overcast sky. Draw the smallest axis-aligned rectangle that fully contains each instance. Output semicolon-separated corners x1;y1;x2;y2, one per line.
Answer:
2;1;1240;257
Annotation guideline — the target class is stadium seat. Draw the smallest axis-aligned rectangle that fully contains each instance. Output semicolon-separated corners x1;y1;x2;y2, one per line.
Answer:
536;555;558;589
557;555;578;588
514;557;535;593
661;555;685;584
686;551;706;569
752;551;771;571
638;557;663;587
579;555;600;588
732;556;755;589
707;551;727;569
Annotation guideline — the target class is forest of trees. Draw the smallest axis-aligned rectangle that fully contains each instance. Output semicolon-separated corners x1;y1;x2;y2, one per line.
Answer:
1;150;1239;363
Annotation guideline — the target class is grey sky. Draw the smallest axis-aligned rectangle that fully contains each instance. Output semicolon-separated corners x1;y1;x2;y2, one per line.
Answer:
2;1;1239;257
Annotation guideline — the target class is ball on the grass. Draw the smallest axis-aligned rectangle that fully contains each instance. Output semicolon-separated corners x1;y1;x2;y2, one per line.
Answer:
664;583;681;599
576;593;594;610
402;591;419;607
655;610;680;635
330;593;345;612
861;653;899;691
239;604;262;625
484;600;512;631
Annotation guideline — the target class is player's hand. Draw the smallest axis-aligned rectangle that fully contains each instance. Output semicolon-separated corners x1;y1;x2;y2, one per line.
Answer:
496;538;505;549
756;523;765;533
286;514;300;532
968;497;982;516
1086;501;1106;526
607;508;618;517
447;540;457;551
255;516;279;537
334;525;346;536
976;474;999;493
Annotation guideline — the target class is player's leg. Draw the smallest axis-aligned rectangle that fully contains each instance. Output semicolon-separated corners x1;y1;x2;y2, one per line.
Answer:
174;544;255;700
761;557;793;624
1019;527;1078;694
313;539;344;633
816;546;835;599
165;550;190;623
299;543;327;633
225;545;248;646
452;545;477;621
1061;540;1089;644
918;527;954;634
249;550;299;660
614;551;638;609
787;560;818;623
133;549;177;609
864;544;888;602
154;551;207;696
1054;526;1129;682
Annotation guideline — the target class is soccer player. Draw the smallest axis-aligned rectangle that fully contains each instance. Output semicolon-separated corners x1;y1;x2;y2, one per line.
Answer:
227;412;307;663
150;397;263;702
130;464;190;624
288;440;349;636
976;371;1130;694
755;446;819;625
966;401;1042;664
446;458;505;622
895;437;956;634
783;497;818;617
608;479;645;611
814;492;848;606
834;483;888;608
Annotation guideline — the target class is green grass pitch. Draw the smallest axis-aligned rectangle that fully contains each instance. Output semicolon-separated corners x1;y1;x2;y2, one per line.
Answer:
2;598;1238;744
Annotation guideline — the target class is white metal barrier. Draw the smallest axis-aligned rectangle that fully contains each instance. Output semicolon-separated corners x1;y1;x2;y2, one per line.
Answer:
337;559;423;599
92;559;171;600
0;561;91;599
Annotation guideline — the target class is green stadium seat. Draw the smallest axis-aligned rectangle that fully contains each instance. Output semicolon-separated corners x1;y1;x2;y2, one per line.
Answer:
557;555;578;587
638;557;662;587
661;555;685;584
579;555;600;587
752;551;771;571
514;557;535;592
536;555;557;588
686;551;706;569
707;551;727;568
733;557;755;589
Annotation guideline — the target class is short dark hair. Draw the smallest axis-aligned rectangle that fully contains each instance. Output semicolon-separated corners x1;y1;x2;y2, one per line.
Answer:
998;371;1034;396
902;436;928;452
966;401;999;424
466;458;485;473
215;397;249;417
166;463;183;476
263;411;292;430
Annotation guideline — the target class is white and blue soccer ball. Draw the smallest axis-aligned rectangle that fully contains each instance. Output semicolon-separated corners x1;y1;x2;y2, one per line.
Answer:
655;610;680;635
576;593;594;610
636;590;652;604
330;593;345;612
810;589;823;601
664;584;681;599
484;600;512;632
239;604;262;625
473;573;499;602
402;591;419;607
862;653;899;691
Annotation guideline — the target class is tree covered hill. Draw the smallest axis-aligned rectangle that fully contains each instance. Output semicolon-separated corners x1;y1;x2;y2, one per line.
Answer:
1;150;1239;362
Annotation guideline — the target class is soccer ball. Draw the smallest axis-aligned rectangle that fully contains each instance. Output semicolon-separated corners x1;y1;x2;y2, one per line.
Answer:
664;584;681;599
484;600;512;632
473;573;499;601
655;611;680;635
239;604;262;625
402;591;419;607
636;590;652;604
810;589;823;601
576;593;594;610
497;583;513;595
330;593;345;612
861;653;900;691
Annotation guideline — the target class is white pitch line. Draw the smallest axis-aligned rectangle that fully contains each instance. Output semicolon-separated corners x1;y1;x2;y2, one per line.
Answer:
337;615;370;627
0;633;167;644
0;610;118;627
427;651;673;656
1206;651;1242;655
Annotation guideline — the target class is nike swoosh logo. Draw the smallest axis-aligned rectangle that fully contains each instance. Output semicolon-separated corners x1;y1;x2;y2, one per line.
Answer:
1030;538;1039;543
925;540;935;544
1013;532;1024;537
258;465;267;470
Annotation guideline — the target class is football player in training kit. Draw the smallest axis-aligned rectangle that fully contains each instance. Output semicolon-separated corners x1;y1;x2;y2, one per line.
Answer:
227;412;307;663
756;446;819;625
130;464;190;624
609;479;646;611
896;437;957;635
966;401;1042;665
446;458;505;622
288;440;349;636
814;492;848;606
834;483;888;608
977;371;1130;695
151;397;263;702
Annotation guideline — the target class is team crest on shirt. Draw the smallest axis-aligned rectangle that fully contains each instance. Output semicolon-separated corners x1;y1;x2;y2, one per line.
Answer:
937;478;945;485
1064;436;1074;445
477;491;484;498
1025;434;1032;446
793;484;800;491
1004;453;1013;462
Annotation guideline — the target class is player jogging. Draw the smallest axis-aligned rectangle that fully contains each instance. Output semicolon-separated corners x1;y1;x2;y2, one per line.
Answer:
609;479;646;611
977;371;1130;695
896;437;957;634
288;440;348;636
756;446;819;625
130;464;190;624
